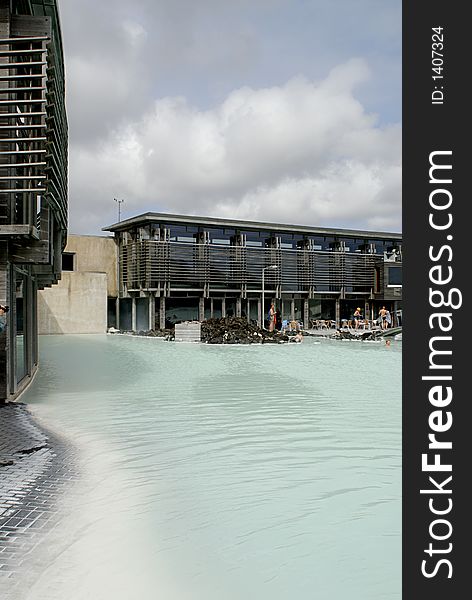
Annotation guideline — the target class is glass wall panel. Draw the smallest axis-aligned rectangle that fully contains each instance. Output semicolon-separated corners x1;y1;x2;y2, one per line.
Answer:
15;272;26;384
225;299;236;317
387;266;402;285
213;299;222;318
165;297;199;324
107;299;117;328
248;299;259;324
340;299;362;321
204;299;212;321
136;298;150;331
119;299;132;331
308;298;322;320
294;298;303;323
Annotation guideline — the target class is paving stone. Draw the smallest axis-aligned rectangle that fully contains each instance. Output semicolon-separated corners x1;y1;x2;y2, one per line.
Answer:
0;402;79;597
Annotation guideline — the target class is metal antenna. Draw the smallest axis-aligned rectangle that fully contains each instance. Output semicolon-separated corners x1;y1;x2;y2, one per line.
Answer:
114;198;124;222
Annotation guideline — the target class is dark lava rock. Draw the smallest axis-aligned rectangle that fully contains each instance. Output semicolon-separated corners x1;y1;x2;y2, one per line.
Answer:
201;317;288;344
332;329;379;341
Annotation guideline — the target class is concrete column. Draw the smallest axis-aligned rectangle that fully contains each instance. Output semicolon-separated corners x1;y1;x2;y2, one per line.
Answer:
115;298;120;329
131;297;137;332
199;297;205;322
236;298;242;317
257;298;262;328
149;295;155;330
364;300;370;321
303;299;309;330
335;298;341;327
221;297;226;318
159;296;166;329
291;298;295;322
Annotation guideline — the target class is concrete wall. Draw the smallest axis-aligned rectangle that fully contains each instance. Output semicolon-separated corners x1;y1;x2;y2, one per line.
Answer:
64;235;118;296
38;272;108;334
38;235;117;334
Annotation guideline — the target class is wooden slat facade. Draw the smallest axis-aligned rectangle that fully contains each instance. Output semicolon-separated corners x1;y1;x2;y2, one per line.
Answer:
0;0;67;401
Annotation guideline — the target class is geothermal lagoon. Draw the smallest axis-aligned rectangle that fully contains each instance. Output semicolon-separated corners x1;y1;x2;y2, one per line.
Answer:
20;334;401;600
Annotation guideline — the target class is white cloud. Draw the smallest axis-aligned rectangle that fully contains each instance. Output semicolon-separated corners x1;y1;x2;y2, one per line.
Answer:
68;58;401;234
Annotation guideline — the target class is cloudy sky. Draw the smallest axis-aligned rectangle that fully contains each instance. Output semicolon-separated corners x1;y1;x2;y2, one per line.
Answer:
59;0;401;235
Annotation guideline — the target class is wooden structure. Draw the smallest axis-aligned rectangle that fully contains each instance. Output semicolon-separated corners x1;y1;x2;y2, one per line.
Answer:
0;0;67;401
104;213;402;332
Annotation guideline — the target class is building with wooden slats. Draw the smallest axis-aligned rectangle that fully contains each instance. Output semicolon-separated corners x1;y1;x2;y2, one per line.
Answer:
104;213;402;332
0;0;67;401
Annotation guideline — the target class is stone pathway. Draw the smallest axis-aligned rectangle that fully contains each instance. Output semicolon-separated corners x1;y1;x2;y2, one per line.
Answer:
0;403;78;598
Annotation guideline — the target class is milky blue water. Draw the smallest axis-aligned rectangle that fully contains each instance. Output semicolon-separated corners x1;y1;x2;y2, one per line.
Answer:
23;334;401;600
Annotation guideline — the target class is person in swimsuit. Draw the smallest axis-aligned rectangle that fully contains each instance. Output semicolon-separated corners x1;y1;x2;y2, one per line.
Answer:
353;307;362;330
268;303;276;332
379;306;389;330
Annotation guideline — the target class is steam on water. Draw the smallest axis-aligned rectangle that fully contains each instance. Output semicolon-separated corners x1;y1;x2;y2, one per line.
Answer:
22;334;401;600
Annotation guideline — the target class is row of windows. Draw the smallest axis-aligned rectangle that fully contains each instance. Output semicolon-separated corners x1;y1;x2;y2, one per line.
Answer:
131;224;401;254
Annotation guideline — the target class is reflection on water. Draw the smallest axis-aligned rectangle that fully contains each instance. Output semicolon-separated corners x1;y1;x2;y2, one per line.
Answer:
23;335;401;600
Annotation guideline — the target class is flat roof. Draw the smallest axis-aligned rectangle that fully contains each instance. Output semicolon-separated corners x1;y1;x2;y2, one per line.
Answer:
103;212;402;240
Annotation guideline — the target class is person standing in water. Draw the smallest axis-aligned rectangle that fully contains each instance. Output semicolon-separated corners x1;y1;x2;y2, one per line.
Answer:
268;303;276;332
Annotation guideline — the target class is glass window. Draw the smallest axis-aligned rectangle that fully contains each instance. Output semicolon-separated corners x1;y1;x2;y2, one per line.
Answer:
61;252;75;271
208;228;231;244
387;266;402;286
369;239;385;254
